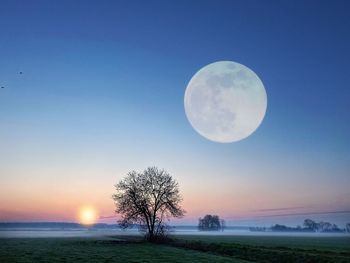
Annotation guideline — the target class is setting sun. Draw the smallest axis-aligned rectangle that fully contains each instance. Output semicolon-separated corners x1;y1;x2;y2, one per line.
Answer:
78;206;98;225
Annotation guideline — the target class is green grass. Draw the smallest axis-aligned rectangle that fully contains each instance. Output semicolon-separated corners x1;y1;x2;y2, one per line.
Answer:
172;235;350;263
0;237;247;263
1;235;350;263
175;234;350;252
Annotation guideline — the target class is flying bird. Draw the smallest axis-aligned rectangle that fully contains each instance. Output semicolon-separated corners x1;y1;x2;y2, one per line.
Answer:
1;86;4;89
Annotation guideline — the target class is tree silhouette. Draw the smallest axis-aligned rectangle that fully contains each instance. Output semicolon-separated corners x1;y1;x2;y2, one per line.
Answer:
113;167;185;241
303;219;318;231
318;221;332;232
198;214;225;231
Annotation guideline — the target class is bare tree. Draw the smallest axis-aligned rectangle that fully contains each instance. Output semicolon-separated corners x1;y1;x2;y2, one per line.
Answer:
112;167;185;240
198;214;224;231
303;219;317;231
318;221;332;232
220;219;226;231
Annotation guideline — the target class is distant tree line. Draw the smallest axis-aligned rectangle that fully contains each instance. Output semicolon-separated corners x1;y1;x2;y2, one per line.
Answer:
198;214;225;231
302;219;345;233
250;219;350;233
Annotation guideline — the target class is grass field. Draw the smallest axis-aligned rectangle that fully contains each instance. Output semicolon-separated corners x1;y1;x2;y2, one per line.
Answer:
173;234;350;262
1;234;349;263
0;237;246;263
176;234;350;252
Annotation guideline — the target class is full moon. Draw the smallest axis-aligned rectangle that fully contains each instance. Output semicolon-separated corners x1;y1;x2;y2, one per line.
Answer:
184;61;267;143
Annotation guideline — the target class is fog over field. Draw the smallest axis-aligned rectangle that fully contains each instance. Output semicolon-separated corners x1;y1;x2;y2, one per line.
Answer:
1;226;349;239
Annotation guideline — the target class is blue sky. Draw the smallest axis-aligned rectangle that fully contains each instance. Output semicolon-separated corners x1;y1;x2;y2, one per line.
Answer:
0;0;349;226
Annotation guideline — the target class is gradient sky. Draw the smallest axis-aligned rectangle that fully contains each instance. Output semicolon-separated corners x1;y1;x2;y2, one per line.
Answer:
1;0;349;226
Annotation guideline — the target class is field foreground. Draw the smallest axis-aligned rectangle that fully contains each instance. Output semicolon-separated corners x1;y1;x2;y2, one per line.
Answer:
174;235;350;262
0;237;245;263
0;234;349;263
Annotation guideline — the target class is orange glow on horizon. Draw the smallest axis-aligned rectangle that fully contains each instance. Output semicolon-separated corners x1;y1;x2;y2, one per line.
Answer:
77;206;98;225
